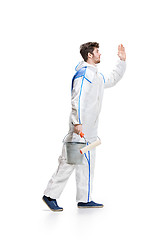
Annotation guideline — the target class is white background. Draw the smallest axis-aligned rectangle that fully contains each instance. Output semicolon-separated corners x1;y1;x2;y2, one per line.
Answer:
0;0;160;239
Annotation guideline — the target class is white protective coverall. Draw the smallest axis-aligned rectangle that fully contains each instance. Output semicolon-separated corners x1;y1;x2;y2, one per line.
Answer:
44;59;126;203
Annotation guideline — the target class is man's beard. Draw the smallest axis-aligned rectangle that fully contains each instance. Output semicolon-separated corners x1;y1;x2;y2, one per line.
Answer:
95;59;100;64
92;54;100;64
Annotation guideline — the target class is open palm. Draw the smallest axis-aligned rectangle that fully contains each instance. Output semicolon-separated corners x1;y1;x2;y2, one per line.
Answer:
118;44;126;61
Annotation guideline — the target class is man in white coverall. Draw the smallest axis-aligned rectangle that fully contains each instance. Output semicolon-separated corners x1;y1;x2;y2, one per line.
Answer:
43;42;126;211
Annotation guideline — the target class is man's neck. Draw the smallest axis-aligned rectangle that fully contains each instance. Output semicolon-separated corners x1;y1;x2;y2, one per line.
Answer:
86;59;96;67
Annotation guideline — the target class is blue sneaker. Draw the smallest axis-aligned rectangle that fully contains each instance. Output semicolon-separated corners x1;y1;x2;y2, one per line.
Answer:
42;195;63;212
77;201;104;208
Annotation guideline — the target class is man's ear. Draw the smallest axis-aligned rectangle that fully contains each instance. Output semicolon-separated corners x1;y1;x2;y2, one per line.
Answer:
88;52;93;59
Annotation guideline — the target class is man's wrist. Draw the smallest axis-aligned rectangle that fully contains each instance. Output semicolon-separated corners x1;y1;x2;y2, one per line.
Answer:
119;57;126;61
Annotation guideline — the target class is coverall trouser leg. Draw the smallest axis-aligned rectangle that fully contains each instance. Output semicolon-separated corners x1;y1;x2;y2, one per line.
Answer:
44;144;96;203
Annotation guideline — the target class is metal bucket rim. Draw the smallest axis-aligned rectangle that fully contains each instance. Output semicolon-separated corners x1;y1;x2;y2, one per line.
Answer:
65;142;86;145
63;132;87;144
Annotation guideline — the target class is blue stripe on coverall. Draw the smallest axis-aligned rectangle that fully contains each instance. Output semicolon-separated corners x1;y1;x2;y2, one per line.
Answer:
84;143;91;202
100;72;105;83
78;67;87;124
71;66;87;91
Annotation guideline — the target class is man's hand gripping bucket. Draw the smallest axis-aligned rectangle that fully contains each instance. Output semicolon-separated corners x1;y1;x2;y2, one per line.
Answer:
63;132;101;165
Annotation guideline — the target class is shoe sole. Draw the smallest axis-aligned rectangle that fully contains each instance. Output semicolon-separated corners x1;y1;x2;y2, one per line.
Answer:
42;198;63;212
78;205;104;208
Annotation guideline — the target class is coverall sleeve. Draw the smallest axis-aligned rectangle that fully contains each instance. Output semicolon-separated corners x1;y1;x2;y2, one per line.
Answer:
71;76;90;125
104;59;126;88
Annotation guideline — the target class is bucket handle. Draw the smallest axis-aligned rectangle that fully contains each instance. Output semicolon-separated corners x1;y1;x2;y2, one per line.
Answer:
62;131;87;143
63;132;100;144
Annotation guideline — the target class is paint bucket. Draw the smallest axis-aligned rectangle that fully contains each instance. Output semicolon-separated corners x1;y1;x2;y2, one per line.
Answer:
63;132;86;165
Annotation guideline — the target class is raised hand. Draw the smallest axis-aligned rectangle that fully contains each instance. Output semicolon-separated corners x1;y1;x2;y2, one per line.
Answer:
118;44;126;61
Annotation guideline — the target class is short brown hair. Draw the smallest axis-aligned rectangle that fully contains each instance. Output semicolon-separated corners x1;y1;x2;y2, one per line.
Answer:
80;42;99;62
